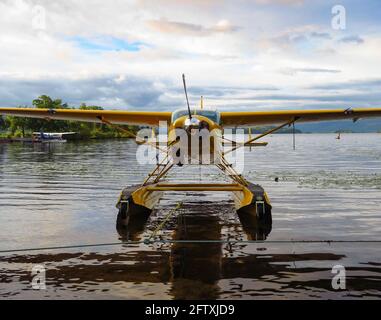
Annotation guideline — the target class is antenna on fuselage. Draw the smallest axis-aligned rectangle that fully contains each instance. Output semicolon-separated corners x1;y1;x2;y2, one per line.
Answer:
182;74;192;120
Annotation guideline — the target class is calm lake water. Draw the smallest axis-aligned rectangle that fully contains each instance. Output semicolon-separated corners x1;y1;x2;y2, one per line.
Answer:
0;133;381;299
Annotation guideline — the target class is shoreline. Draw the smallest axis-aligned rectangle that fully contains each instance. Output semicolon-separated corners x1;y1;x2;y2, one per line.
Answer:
1;132;379;144
0;136;135;143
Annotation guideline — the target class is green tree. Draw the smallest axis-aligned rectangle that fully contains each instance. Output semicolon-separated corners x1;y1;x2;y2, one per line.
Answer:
29;95;70;132
32;95;68;110
8;116;29;137
2;96;138;139
79;103;103;111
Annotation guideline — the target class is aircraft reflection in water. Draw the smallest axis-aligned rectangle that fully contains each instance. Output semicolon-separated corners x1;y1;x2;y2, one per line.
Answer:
116;200;272;299
1;202;356;299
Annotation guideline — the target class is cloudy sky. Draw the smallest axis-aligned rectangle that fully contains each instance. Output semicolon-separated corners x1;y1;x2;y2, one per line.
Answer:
1;0;381;111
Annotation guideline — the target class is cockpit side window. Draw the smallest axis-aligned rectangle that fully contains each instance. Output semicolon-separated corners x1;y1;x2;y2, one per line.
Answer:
171;109;220;124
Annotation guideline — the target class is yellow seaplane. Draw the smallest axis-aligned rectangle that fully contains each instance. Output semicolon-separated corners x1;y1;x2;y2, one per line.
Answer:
1;75;381;231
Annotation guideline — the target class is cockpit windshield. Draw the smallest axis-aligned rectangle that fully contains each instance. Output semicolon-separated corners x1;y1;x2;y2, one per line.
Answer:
171;109;220;124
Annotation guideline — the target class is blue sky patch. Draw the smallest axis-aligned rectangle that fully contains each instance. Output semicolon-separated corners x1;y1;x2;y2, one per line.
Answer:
70;35;146;52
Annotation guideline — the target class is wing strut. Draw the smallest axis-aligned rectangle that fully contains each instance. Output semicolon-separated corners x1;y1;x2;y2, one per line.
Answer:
96;116;168;154
224;117;299;155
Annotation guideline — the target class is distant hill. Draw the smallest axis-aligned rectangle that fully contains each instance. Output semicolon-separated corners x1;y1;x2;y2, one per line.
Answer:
232;127;302;134
239;119;381;134
295;119;381;133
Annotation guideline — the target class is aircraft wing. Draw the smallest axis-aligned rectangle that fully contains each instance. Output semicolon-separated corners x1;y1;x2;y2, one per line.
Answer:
220;108;381;127
0;108;172;126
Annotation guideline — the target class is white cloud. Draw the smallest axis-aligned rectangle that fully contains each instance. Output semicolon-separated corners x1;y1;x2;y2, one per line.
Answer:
147;19;239;36
0;0;380;111
254;0;304;5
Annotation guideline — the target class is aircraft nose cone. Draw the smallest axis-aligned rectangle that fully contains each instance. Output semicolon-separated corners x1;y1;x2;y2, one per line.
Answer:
184;117;201;133
184;117;200;127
